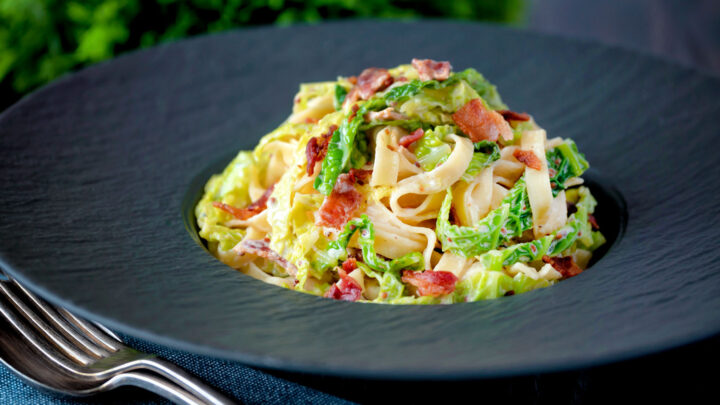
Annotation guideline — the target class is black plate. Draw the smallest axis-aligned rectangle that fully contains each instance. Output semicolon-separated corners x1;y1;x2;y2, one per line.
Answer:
1;21;719;379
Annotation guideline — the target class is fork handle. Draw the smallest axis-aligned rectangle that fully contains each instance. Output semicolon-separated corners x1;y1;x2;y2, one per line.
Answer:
132;358;236;404
102;371;206;404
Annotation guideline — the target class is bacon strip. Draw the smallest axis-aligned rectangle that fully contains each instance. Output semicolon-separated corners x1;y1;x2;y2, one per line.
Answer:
365;107;408;122
452;99;513;142
234;239;298;278
348;168;372;185
542;255;583;278
497;109;530;122
411;58;452;81
401;270;458;297
324;269;363;302
344;68;394;107
305;137;321;175
348;104;360;121
212;184;275;220
342;258;358;273
357;67;394;99
343;87;361;107
513;149;543;170
305;124;338;175
398;128;424;148
316;172;363;229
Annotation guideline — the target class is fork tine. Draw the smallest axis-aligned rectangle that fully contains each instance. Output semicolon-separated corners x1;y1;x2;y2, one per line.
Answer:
0;289;92;373
10;279;115;357
1;279;235;405
92;321;123;342
0;269;123;353
0;281;97;366
56;307;122;352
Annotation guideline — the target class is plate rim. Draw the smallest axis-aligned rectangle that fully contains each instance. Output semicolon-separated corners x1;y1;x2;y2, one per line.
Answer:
1;19;720;380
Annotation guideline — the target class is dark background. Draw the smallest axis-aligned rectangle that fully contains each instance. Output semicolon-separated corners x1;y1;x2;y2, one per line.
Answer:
1;0;718;403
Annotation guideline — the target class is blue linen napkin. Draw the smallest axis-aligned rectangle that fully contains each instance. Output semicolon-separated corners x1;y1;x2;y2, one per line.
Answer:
0;333;354;405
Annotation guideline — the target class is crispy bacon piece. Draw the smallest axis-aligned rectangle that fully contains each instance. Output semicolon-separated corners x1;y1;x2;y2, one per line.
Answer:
497;109;530;122
324;271;363;302
348;168;372;185
542;255;583;278
398;128;424;148
365;107;408;122
234;239;298;278
411;58;452;81
356;67;394;99
401;270;458;297
342;258;358;273
452;99;513;142
212;184;275;220
348;104;360;121
212;202;248;219
588;215;600;230
305;137;321;175
513;149;543;170
344;68;393;107
343;67;394;107
305;124;338;175
344;86;361;107
316;172;363;229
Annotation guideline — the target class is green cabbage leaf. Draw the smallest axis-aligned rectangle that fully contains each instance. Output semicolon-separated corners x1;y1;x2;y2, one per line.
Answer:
195;151;254;251
461;140;501;181
293;81;335;113
546;140;590;196
412;124;454;171
334;84;348;111
322;215;424;274
436;177;532;257
315;69;506;195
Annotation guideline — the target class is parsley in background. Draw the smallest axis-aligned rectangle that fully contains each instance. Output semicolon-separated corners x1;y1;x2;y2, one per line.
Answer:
0;0;525;111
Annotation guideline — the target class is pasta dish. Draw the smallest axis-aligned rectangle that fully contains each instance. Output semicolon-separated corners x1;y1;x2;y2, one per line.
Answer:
195;59;605;304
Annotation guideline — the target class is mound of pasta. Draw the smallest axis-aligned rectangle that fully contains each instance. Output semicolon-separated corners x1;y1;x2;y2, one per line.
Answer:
195;59;605;304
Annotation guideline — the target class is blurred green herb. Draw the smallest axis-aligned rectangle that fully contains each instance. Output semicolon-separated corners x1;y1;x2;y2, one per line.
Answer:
0;0;525;111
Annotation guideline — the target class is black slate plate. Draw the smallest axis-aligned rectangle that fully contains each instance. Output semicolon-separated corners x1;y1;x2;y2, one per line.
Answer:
1;20;719;379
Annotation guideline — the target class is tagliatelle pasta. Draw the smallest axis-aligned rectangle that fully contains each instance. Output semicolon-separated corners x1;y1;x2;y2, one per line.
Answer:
195;59;606;304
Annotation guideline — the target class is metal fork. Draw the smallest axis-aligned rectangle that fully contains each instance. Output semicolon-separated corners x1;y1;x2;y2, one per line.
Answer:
0;271;235;404
0;322;204;404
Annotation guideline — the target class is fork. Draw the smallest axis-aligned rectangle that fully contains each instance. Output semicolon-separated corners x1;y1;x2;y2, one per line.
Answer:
0;322;204;404
0;270;235;404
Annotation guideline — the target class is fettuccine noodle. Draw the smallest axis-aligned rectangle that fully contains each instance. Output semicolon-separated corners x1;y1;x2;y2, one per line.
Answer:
195;59;605;304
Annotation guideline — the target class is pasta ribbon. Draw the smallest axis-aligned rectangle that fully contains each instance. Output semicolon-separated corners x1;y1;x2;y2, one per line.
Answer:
389;134;473;215
436;177;532;257
196;61;603;304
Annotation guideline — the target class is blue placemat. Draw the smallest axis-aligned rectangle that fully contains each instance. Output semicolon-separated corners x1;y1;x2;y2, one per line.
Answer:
0;333;355;404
